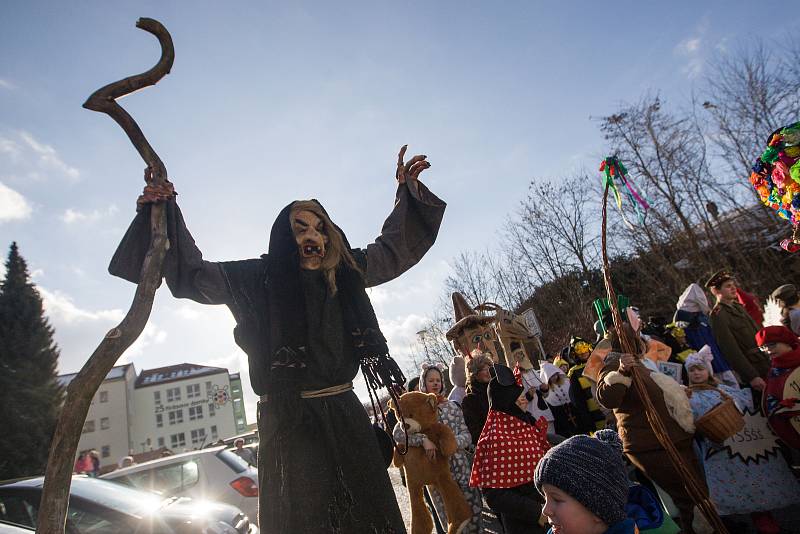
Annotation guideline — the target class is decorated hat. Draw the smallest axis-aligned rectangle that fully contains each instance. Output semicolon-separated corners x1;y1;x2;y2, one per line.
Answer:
593;295;630;335
570;336;593;356
756;325;800;349
705;269;734;289
445;292;496;341
771;284;798;303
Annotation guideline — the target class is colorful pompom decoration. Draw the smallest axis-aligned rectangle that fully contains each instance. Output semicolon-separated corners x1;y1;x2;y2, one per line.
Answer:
749;121;800;251
599;156;650;228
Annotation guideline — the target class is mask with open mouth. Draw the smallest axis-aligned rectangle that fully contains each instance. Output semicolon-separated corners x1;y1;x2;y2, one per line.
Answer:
290;207;329;270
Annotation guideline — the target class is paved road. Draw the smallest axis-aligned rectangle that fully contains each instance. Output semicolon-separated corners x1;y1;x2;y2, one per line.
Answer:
389;468;503;533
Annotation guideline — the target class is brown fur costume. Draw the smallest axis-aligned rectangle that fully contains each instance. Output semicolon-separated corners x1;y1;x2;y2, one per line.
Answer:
389;392;471;534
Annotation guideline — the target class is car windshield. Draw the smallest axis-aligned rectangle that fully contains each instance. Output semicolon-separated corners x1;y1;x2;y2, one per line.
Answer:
215;449;249;474
70;477;163;517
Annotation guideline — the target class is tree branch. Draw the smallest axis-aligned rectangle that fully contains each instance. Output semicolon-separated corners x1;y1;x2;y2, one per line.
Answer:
36;17;174;534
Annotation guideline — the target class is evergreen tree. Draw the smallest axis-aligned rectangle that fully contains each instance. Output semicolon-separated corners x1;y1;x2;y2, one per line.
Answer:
0;242;63;479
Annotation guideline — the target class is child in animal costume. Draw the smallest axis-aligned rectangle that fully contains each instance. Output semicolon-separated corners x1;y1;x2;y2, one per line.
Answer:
389;390;471;534
516;359;555;435
534;429;637;534
394;364;483;533
595;325;709;533
756;325;800;450
685;349;800;534
470;364;551;534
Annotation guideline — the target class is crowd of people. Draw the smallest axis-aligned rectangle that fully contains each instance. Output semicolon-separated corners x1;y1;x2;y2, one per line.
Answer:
389;271;800;534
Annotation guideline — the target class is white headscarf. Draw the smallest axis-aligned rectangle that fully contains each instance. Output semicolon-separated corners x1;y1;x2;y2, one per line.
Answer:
683;345;714;373
677;283;711;314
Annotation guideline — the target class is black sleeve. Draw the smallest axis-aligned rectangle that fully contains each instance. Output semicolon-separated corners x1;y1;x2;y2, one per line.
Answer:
483;487;542;522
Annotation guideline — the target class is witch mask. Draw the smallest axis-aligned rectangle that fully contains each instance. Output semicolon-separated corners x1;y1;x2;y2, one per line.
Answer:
290;206;329;270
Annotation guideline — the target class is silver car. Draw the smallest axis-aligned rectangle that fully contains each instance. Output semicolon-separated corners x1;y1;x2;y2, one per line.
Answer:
0;475;256;533
102;446;258;523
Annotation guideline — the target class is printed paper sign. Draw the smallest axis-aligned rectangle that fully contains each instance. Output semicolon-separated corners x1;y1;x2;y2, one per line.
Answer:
706;407;781;465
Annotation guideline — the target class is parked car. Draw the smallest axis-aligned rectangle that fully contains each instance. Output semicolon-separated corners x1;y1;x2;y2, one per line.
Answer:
0;520;34;533
0;475;256;533
102;446;258;522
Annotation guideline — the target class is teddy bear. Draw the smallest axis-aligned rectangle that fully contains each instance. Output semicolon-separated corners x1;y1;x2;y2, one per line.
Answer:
388;391;471;534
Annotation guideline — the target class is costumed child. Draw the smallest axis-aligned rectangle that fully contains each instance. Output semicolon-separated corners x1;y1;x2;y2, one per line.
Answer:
534;429;638;534
595;324;710;533
539;362;581;438
674;283;738;388
685;348;800;534
516;358;556;435
394;363;484;533
553;356;570;374
566;337;607;434
756;326;800;450
469;364;551;534
460;351;494;445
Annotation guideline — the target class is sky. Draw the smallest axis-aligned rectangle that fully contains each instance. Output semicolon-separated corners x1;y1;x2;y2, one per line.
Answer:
1;1;796;423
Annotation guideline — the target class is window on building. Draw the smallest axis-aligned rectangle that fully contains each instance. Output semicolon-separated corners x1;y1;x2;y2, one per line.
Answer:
205;381;212;393
157;437;165;448
233;398;242;409
166;387;181;402
170;433;186;448
237;418;245;429
210;425;218;441
190;428;206;446
100;417;110;430
101;445;110;458
168;409;183;425
186;383;200;399
189;405;203;421
82;420;95;434
232;385;241;394
156;414;163;428
99;390;108;403
154;391;161;405
208;403;216;417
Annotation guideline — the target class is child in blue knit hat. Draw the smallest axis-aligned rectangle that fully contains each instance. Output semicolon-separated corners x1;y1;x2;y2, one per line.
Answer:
534;429;636;534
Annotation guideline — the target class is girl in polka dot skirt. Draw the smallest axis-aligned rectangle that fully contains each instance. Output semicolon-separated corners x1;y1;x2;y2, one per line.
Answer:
469;364;552;534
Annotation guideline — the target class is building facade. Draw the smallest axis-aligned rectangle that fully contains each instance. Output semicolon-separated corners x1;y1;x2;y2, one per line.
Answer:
59;362;247;469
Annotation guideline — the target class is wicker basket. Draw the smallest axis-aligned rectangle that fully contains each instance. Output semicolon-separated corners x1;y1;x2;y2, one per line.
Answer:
691;385;744;443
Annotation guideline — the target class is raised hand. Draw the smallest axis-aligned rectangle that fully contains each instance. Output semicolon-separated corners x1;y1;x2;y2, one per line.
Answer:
396;145;431;184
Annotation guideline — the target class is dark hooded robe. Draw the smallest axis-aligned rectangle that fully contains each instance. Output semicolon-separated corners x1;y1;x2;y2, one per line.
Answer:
109;180;446;533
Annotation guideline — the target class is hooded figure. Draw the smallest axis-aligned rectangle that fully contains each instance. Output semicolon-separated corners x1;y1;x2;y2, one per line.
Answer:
109;155;446;533
470;364;551;534
675;283;738;388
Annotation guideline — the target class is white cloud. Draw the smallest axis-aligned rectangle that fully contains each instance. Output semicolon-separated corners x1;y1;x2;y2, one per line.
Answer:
39;286;125;324
61;204;118;224
0;79;14;90
122;321;169;362
173;305;202;320
19;132;80;181
0;137;21;158
677;37;700;54
0;181;32;222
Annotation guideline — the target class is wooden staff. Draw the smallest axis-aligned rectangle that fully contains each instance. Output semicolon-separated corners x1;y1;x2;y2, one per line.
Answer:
600;183;728;534
36;18;174;534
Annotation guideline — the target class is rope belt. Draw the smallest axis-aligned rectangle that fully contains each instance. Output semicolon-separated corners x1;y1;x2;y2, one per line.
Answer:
259;381;353;403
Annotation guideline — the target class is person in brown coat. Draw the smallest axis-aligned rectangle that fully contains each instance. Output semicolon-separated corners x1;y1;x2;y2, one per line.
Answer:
595;329;709;533
706;270;770;391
